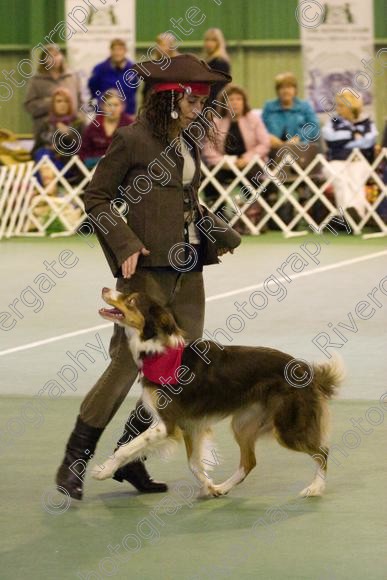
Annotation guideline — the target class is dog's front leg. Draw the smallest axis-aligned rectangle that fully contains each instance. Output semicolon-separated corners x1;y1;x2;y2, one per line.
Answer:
92;423;167;481
183;430;217;498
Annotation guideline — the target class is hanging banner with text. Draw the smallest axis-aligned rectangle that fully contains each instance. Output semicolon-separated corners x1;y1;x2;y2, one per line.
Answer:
65;0;136;103
298;0;375;118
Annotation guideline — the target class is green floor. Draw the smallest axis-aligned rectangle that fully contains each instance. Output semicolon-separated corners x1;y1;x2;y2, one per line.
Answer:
1;396;386;580
1;233;387;579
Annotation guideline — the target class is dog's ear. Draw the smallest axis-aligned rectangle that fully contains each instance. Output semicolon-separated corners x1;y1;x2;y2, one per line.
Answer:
149;304;178;336
142;318;157;341
160;311;179;336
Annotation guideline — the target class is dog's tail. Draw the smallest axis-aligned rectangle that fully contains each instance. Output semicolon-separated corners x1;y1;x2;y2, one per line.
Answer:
312;355;345;399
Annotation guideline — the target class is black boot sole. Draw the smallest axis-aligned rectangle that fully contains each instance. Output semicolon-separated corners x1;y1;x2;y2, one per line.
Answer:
56;482;82;501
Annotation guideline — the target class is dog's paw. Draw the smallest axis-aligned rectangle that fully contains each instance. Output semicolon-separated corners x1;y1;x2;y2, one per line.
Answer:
197;482;215;498
208;484;230;497
299;482;325;497
91;458;118;481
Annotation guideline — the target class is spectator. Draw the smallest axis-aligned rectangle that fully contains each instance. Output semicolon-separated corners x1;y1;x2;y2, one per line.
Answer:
79;89;133;169
203;85;270;169
32;88;84;167
142;33;180;102
88;38;137;115
202;85;270;230
203;28;231;106
322;89;378;220
381;118;387;149
262;72;319;150
24;44;82;140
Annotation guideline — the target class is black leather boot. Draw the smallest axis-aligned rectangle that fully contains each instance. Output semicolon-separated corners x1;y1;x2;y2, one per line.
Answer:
112;406;167;493
56;416;103;500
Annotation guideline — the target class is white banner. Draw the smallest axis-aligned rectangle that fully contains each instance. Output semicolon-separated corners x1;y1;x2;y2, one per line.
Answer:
299;0;375;118
65;0;136;103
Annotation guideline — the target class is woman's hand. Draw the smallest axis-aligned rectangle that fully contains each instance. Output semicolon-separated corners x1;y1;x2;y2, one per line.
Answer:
235;157;248;169
121;247;150;278
270;135;284;149
56;122;70;133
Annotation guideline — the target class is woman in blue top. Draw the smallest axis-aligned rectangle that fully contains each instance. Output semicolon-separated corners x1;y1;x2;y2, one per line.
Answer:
322;90;378;220
262;72;320;150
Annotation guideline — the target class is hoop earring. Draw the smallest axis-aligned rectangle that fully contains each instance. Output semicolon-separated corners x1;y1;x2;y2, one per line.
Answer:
171;90;179;119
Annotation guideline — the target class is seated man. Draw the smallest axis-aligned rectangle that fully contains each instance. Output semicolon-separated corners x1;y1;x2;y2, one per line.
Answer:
88;38;137;115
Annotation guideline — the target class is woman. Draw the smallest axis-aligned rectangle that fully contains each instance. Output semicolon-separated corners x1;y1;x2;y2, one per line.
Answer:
202;84;270;228
262;72;319;150
322;90;378;220
79;89;133;169
56;54;240;501
203;28;231;106
32;87;84;166
203;84;270;169
24;44;82;140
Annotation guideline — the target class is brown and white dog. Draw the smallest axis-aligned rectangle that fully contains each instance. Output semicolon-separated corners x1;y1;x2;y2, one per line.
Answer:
92;288;344;498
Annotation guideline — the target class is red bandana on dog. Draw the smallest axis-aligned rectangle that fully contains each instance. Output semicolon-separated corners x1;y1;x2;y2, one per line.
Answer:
141;346;185;385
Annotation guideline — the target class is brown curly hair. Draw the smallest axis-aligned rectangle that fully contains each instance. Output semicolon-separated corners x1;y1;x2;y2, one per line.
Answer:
139;90;218;144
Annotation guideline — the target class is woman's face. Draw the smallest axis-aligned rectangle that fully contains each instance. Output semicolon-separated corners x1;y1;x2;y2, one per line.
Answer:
178;93;208;129
228;93;245;118
204;36;218;56
53;94;70;116
103;96;124;120
156;37;176;57
278;84;296;106
48;48;63;71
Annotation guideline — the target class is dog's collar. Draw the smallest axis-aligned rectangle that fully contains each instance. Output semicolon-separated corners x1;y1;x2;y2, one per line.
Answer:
141;345;185;385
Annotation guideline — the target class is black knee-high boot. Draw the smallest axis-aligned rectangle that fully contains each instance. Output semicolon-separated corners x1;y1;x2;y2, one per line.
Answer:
56;416;104;500
113;406;167;493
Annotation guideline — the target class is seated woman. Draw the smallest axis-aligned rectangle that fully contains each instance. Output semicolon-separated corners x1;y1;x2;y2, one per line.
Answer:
32;87;84;168
322;89;378;220
262;72;319;150
79;89;133;169
202;84;270;214
31;88;84;191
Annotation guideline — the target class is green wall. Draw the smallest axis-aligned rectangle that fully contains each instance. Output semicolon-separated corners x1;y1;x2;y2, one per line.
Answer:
0;0;386;134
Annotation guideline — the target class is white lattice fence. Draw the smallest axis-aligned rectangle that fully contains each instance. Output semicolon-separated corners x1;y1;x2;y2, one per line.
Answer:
200;148;387;239
0;155;94;239
0;150;386;240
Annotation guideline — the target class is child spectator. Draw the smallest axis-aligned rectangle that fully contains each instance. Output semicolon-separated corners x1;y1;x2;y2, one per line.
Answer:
79;89;133;169
322;89;378;220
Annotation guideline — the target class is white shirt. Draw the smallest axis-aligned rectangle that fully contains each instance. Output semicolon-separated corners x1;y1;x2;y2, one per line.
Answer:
180;136;200;244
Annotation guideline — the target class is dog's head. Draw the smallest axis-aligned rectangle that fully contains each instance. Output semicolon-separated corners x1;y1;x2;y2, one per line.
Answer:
99;288;184;349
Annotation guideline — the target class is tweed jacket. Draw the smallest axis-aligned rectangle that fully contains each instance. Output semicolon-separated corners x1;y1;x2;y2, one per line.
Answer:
84;117;241;277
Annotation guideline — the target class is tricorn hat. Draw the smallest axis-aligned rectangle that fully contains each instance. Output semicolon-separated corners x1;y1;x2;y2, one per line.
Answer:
132;53;232;95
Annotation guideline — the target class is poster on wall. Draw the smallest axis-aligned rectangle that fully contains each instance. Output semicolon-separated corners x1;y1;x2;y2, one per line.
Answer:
298;0;375;119
65;0;136;103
